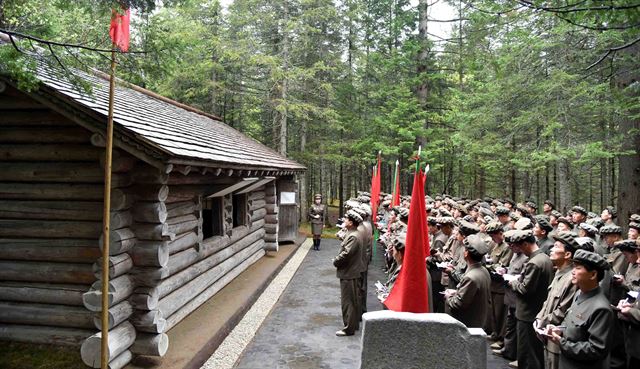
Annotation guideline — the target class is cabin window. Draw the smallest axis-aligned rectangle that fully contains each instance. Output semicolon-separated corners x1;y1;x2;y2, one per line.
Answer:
202;197;224;239
232;193;248;227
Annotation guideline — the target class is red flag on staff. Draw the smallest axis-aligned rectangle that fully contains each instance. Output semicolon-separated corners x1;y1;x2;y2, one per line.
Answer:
384;165;430;313
110;7;130;52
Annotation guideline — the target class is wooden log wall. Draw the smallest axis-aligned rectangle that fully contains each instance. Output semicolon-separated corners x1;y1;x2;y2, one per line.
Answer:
0;91;103;348
263;181;279;251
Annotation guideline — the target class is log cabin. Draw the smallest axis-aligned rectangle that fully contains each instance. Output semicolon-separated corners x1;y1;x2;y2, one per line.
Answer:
0;65;305;368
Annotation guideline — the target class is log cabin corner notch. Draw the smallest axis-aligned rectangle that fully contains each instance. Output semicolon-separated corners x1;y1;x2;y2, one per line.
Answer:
0;65;305;369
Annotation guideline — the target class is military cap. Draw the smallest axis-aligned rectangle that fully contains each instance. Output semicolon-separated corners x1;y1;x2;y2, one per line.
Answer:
314;193;322;199
344;199;360;210
504;229;534;243
436;216;456;225
427;216;437;225
599;224;622;235
483;215;493;223
550;210;563;218
575;237;596;252
510;213;522;222
462;215;475;223
557;217;572;228
587;212;597;219
438;208;452;217
571;249;609;271
453;197;461;202
514;217;533;230
478;201;491;209
578;222;598;236
571;206;588;216
629;222;640;231
397;207;410;219
544;200;555;208
384;194;393;201
393;233;406;251
357;204;372;217
603;206;617;218
464;234;490;256
630;214;640;223
357;195;371;203
458;219;480;236
435;195;443;201
492;199;504;207
535;215;553;233
483;197;494;203
381;199;392;208
455;203;469;215
614;239;638;252
503;198;516;207
526;201;538;210
495;206;510;216
587;217;605;229
345;209;363;224
485;221;504;234
552;231;579;249
479;207;495;219
515;205;530;217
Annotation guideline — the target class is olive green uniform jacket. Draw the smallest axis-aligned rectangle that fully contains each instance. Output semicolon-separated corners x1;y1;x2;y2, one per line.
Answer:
510;249;554;322
536;265;578;354
446;262;491;328
557;287;614;369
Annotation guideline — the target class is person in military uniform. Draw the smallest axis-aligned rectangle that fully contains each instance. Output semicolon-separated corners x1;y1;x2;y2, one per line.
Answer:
534;215;555;255
601;206;617;226
444;220;480;289
485;221;514;345
353;205;373;315
547;250;614;369
507;229;554;369
570;206;588;233
535;232;582;369
428;216;455;313
618;241;640;369
628;222;639;241
444;234;492;328
333;209;365;336
613;240;640;295
309;194;326;250
600;224;629;303
543;200;555;217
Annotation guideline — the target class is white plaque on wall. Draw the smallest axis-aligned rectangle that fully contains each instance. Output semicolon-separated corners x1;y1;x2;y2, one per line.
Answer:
280;191;296;204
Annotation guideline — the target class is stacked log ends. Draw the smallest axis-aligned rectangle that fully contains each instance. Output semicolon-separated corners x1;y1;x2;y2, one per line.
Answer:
130;332;169;357
81;321;136;368
262;184;279;252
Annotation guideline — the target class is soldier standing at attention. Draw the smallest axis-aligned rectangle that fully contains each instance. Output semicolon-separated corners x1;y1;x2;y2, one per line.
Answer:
534;215;555;255
548;250;614;369
309;194;326;251
508;229;554;369
535;232;582;369
333;210;365;337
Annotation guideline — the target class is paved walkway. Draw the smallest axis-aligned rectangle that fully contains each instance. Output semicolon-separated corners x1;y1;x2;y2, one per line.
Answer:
212;237;513;369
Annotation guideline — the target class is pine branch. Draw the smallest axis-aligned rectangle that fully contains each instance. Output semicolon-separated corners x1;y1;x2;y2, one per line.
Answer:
586;35;640;70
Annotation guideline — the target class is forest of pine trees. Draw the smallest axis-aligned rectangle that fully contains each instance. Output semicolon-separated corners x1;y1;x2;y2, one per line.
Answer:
1;0;638;223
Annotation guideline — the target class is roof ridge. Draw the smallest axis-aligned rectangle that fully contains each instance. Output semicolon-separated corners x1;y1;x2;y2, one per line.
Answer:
90;69;225;122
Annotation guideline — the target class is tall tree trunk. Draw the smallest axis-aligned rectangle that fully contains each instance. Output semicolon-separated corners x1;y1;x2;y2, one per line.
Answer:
616;44;640;227
558;159;572;213
416;0;430;193
276;0;289;156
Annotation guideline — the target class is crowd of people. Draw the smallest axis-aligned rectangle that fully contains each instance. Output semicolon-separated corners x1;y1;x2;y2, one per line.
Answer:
323;192;640;369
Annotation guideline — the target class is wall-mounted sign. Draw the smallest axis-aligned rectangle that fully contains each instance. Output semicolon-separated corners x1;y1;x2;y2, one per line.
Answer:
280;191;296;204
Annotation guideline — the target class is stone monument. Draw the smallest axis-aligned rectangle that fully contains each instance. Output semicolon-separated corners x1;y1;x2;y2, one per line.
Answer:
360;311;486;369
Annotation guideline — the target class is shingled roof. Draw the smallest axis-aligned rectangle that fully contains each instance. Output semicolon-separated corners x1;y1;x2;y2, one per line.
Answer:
20;65;305;172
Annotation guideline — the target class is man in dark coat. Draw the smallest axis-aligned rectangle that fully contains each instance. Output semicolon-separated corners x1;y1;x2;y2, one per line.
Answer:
507;229;554;369
548;250;614;369
444;234;492;328
333;209;365;336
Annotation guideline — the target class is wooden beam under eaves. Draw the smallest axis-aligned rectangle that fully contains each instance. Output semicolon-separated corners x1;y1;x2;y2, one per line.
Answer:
206;177;259;198
235;177;276;194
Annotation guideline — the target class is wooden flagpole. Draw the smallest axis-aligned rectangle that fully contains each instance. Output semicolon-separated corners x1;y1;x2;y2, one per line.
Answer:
101;45;117;369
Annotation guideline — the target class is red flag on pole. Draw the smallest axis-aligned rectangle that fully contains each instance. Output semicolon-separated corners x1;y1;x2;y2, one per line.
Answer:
384;166;430;313
110;8;130;52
